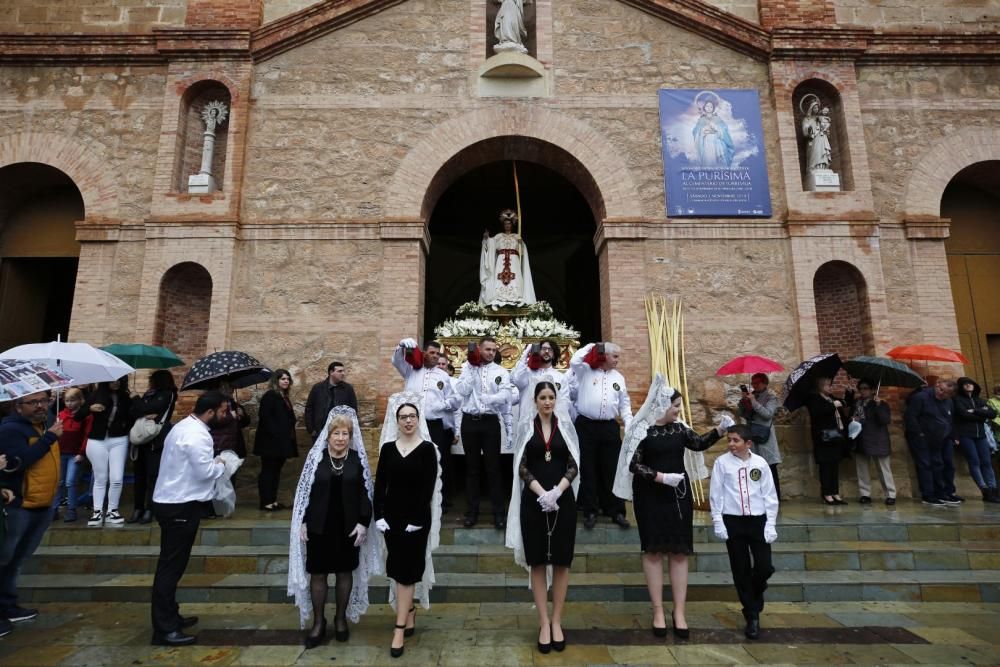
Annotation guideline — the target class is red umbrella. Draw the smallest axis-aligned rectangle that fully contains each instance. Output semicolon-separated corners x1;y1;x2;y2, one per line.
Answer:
886;344;969;365
716;355;784;376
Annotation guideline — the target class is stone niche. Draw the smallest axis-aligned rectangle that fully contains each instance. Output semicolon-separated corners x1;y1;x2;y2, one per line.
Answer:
793;79;853;192
173;80;232;194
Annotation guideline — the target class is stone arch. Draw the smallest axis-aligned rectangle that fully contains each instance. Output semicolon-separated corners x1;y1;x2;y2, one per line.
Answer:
902;127;1000;218
813;260;874;359
385;106;642;221
154;262;213;372
0;132;119;220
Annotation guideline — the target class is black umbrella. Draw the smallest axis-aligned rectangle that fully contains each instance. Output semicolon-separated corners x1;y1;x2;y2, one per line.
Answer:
181;351;272;391
844;356;925;390
783;353;843;411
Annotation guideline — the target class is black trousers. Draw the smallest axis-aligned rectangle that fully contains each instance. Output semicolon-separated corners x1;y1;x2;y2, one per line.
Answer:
426;419;453;506
257;456;286;508
462;414;504;519
722;514;774;618
575;417;625;517
132;446;163;513
151;501;208;634
818;461;840;496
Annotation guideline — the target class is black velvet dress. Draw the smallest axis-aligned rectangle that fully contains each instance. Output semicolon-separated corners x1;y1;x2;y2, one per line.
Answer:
630;423;720;554
304;450;371;574
374;440;438;585
518;418;579;567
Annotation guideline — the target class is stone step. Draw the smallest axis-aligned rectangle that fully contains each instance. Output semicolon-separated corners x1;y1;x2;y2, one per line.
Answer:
18;569;1000;605
24;541;1000;576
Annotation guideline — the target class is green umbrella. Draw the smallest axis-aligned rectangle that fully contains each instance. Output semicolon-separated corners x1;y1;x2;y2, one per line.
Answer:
844;355;925;390
101;344;183;370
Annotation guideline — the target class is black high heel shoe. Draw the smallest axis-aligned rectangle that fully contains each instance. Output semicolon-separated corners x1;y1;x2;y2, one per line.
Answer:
334;617;349;643
390;624;406;658
671;612;690;640
652;606;667;637
404;605;416;637
551;623;566;652
304;617;327;649
537;625;551;654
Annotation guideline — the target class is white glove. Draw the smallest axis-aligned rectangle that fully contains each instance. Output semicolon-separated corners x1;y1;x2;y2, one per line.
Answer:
764;525;777;544
400;338;418;349
659;472;685;487
713;520;729;541
405;524;423;533
537;486;563;512
718;414;735;430
299;524;309;543
375;518;390;533
483;391;508;408
349;523;367;547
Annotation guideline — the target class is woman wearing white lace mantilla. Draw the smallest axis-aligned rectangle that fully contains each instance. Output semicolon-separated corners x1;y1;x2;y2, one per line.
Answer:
374;392;442;659
288;406;381;649
505;376;580;654
613;374;725;640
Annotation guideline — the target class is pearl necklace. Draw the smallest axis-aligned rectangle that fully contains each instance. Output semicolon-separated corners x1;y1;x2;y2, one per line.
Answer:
328;450;347;474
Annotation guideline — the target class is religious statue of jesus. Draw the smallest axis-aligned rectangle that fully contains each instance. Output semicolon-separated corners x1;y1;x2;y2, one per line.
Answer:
479;209;536;307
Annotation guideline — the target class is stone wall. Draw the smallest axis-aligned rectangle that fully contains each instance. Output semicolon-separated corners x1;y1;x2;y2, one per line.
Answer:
835;0;1000;31
701;0;760;23
0;1;186;33
262;0;320;24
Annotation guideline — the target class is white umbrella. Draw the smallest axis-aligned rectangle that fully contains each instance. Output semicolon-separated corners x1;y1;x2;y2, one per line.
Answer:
0;341;135;386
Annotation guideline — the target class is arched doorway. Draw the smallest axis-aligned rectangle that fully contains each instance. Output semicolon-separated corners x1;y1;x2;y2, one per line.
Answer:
943;160;1000;390
0;162;83;350
423;137;602;343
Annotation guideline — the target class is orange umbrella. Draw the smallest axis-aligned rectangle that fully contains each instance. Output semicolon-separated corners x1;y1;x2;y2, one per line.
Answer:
886;344;969;364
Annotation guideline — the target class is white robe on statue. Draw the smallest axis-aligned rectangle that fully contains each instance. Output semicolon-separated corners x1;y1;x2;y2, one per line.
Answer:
479;232;537;307
495;0;527;48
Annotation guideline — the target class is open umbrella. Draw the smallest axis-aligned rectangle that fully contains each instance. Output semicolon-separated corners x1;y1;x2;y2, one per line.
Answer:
716;355;784;376
844;356;925;390
101;343;183;370
0;359;74;401
0;341;135;386
181;351;272;391
886;344;969;365
782;353;843;411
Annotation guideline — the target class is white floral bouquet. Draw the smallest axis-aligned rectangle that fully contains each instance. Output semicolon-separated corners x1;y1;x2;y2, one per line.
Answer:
525;302;554;319
508;318;580;338
454;301;488;318
434;318;500;338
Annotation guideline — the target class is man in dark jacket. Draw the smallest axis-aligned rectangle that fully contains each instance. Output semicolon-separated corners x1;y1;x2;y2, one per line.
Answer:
304;362;358;439
0;391;63;634
953;376;999;503
904;379;959;506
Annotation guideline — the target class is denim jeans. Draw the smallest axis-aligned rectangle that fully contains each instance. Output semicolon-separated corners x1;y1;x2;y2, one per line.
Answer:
0;506;53;612
58;454;83;509
958;436;998;489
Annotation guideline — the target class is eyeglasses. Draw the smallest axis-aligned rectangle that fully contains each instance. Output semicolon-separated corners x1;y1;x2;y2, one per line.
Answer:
398;414;419;421
18;399;48;407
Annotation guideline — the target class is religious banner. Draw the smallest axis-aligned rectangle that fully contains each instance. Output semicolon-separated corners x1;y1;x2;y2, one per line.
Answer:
658;89;772;217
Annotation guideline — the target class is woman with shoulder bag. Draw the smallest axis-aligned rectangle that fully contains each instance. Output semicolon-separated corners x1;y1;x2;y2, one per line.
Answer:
127;370;177;524
738;373;782;500
802;377;849;505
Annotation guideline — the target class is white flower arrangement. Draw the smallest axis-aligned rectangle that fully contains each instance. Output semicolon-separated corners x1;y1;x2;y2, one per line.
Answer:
434;318;500;338
454;301;488;318
508;318;580;339
525;302;554;319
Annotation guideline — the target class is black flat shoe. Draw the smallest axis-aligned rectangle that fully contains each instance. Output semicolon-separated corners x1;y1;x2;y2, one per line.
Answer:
537;626;551;654
834;498;849;505
304;617;327;649
140;510;153;524
671;612;689;640
745;617;760;640
390;624;406;658
551;623;565;652
583;514;597;530
822;496;838;505
125;509;143;524
612;513;630;529
404;605;416;637
179;615;198;628
152;630;196;646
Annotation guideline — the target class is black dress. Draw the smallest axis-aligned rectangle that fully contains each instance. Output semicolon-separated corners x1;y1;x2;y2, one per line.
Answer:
374;440;438;585
630;423;720;554
305;450;371;574
518;418;579;567
803;393;848;463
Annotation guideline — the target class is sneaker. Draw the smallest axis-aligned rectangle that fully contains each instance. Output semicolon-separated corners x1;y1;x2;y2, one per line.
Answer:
859;496;872;504
87;510;104;527
6;606;38;622
885;497;896;506
0;617;11;637
104;510;125;525
63;509;77;523
922;497;946;506
940;495;963;505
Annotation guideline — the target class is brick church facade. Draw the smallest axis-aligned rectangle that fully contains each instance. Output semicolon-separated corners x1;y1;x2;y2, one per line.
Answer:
1;0;998;497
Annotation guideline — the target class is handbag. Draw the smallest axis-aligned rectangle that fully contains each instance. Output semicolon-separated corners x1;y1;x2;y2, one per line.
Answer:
129;392;175;446
749;421;771;445
819;428;844;444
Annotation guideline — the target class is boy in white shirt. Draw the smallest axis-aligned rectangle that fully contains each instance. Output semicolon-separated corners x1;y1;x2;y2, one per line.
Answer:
710;424;779;640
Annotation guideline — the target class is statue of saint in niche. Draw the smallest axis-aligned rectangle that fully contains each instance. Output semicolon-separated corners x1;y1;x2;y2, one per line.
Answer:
494;0;531;54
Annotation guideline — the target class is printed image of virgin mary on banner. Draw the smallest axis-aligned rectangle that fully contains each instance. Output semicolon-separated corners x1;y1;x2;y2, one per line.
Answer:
659;89;772;217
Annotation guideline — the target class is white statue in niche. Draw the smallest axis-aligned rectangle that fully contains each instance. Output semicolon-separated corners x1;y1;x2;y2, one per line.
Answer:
799;93;840;191
188;100;229;194
494;0;531;54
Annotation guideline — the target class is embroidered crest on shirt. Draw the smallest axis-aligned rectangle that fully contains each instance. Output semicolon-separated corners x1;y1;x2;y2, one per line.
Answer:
437;381;444;390
749;468;762;482
494;376;502;385
612;382;621;392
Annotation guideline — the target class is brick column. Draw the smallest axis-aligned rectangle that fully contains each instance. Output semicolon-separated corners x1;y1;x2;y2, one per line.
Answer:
758;0;836;27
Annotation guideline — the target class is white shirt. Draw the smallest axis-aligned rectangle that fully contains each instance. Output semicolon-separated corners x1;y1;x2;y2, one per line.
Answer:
391;346;461;421
510;354;566;417
153;415;226;504
709;451;779;529
455;361;514;416
570;344;632;428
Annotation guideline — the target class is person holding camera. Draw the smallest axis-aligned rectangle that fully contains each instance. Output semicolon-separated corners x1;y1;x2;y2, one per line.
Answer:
571;342;632;530
737;373;782;500
455;336;515;529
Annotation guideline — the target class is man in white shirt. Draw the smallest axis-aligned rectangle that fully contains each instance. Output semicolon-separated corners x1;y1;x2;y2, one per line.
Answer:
571;342;632;529
510;339;567;421
455;336;514;529
392;338;461;510
710;424;779;640
150;391;228;646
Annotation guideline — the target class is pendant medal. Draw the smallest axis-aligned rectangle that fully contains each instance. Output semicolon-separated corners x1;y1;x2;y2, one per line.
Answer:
545;451;552;462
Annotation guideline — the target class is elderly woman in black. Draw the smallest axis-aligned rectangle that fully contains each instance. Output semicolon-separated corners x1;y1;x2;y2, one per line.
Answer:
254;369;298;511
804;377;850;505
127;370;177;524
